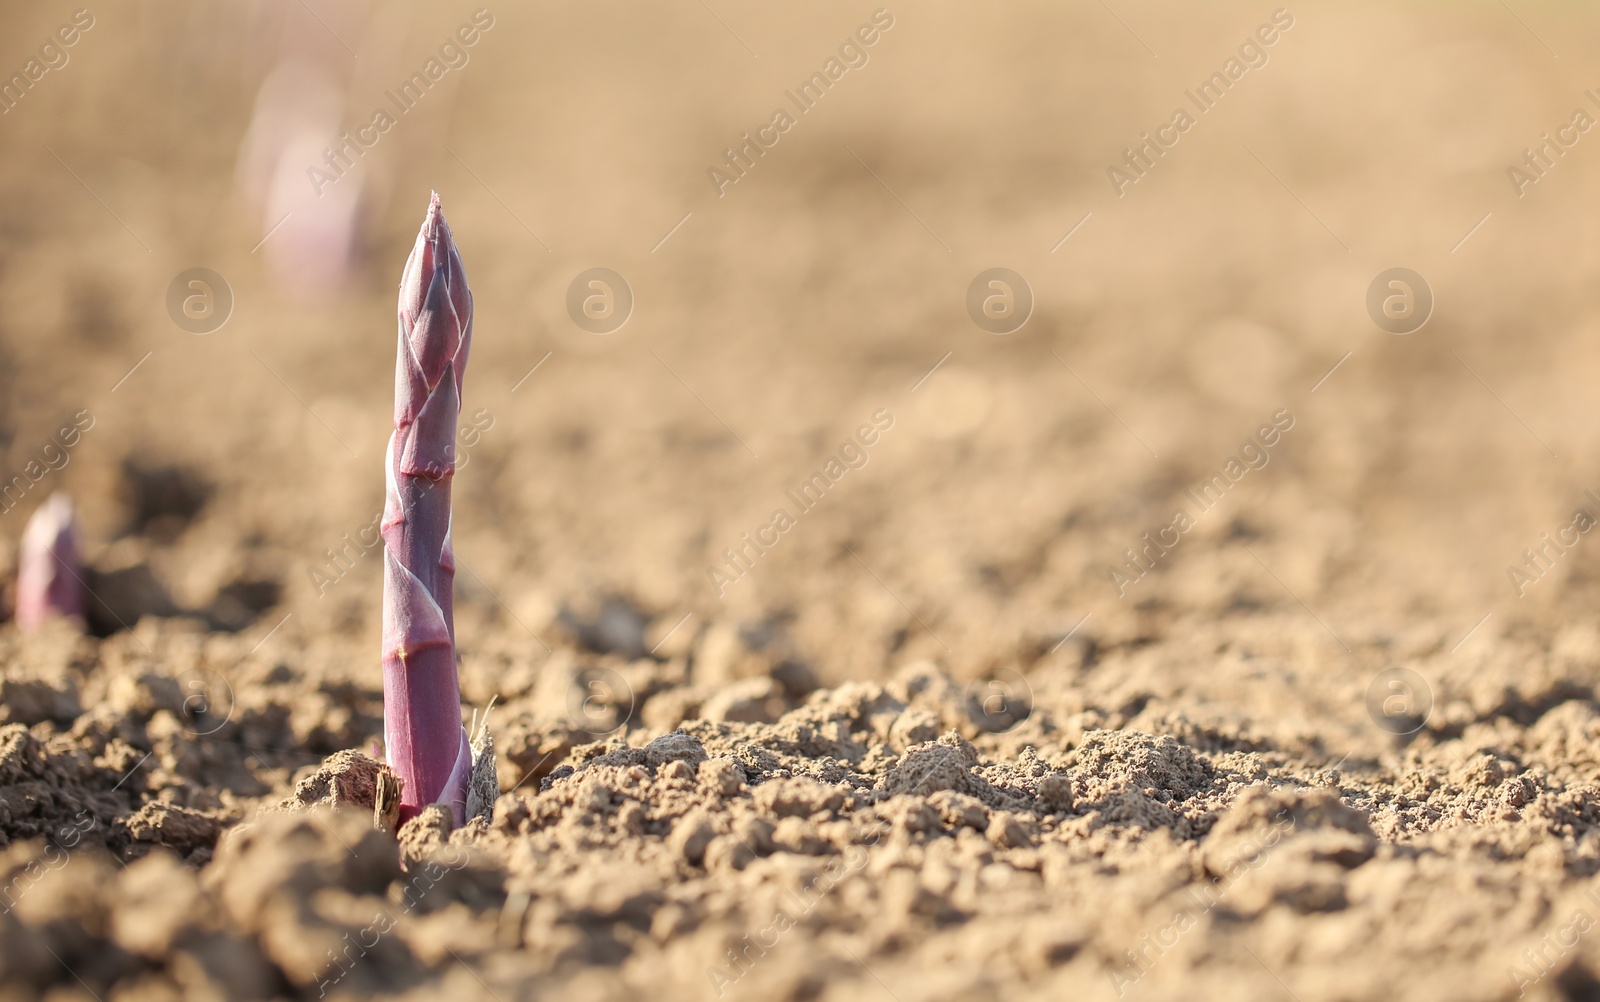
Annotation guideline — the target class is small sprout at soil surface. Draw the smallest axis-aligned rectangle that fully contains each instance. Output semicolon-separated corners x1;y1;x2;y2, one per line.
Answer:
16;492;84;632
381;192;475;825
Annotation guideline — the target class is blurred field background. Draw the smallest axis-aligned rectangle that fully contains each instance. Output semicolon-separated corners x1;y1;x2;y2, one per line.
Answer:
3;0;1600;758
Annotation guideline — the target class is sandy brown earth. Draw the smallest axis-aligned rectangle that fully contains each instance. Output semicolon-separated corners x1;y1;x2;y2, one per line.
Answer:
8;1;1600;999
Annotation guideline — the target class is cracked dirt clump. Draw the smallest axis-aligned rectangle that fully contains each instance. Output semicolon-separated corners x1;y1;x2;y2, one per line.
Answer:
266;748;385;815
878;731;1018;809
8;630;1600;1002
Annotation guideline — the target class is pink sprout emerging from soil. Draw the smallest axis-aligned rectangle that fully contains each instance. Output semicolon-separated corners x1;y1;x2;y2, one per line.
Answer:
381;192;474;824
15;492;84;632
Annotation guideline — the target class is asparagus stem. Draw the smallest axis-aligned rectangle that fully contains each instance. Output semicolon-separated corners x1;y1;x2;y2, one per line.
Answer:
382;193;473;824
16;492;84;632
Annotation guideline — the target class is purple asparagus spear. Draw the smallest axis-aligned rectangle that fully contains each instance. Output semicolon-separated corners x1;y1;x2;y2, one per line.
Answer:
382;192;473;824
16;493;85;632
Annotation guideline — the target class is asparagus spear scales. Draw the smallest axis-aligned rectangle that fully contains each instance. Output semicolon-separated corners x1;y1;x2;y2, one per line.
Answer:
16;492;84;632
382;192;473;824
